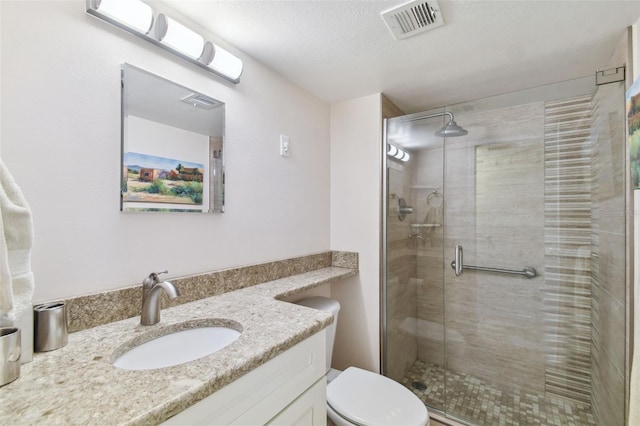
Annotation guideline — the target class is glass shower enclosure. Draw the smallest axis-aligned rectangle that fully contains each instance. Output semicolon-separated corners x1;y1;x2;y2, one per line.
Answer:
382;77;628;426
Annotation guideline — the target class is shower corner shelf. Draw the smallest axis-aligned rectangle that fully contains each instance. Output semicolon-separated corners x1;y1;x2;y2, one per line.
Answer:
410;223;441;228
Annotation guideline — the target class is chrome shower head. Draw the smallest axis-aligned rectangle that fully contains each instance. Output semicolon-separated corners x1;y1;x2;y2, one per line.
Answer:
404;111;469;138
435;119;468;137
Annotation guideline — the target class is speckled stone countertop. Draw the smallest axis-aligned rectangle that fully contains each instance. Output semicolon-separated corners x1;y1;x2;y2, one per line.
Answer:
0;266;356;425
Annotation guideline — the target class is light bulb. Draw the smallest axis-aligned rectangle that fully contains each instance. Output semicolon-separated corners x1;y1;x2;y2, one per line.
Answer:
160;15;205;59
96;0;153;34
209;44;243;80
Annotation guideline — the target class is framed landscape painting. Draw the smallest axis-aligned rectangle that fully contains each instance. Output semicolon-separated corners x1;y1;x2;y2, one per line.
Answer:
123;152;204;207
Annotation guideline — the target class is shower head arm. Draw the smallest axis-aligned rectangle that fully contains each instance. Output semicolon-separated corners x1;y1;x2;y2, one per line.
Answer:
404;111;455;124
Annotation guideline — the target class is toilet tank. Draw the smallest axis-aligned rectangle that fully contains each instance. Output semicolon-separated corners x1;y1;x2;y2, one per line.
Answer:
295;297;340;373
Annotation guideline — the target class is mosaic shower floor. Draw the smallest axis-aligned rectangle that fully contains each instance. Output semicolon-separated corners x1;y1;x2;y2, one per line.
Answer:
401;361;596;426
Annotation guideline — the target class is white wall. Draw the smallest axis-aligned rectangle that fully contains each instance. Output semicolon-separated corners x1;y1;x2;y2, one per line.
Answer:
0;2;2;155
330;94;382;372
126;117;210;170
633;18;639;81
0;1;330;302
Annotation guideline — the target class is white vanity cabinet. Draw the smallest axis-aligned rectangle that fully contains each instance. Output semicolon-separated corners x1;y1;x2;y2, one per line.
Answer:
163;330;327;425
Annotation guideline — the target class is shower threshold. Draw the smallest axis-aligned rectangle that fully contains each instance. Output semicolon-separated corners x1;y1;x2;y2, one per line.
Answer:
401;360;596;426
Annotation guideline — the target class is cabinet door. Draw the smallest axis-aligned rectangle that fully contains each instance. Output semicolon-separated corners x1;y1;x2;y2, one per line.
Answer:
267;379;327;426
163;330;326;425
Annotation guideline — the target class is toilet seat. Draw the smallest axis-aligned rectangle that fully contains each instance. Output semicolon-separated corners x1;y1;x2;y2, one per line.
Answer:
327;367;429;426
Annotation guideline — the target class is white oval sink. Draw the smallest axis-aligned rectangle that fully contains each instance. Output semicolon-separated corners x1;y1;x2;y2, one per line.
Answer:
113;326;241;371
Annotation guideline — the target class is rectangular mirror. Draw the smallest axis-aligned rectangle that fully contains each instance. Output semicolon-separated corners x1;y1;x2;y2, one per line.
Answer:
121;63;224;213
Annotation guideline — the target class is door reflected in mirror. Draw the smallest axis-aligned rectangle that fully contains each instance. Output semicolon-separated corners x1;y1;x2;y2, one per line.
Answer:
121;64;224;213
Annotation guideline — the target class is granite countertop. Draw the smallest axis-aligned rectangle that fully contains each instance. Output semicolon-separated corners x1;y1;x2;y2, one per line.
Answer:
0;266;356;425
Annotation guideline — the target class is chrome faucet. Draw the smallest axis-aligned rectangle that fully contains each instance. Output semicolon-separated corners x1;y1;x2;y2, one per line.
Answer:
141;270;180;326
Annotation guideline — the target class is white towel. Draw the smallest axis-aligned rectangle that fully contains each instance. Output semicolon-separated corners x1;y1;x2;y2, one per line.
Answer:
0;204;11;325
0;160;34;362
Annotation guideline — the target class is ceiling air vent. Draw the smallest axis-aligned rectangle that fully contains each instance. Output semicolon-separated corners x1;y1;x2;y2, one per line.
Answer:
381;0;444;40
180;93;222;110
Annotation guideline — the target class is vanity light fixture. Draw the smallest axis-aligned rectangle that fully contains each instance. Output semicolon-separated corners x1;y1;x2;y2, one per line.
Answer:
387;144;410;162
86;0;244;84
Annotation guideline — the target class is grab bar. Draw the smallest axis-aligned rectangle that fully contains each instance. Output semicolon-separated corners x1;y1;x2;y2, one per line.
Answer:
451;245;537;279
454;244;463;276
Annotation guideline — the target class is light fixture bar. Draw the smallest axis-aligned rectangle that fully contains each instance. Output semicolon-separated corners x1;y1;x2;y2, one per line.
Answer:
387;144;410;162
86;0;243;84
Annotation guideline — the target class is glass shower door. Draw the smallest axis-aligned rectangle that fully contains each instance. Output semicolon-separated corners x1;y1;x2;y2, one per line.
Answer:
442;101;548;425
384;112;447;414
384;78;627;426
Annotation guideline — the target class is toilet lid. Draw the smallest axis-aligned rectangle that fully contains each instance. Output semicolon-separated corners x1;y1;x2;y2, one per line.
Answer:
327;367;428;426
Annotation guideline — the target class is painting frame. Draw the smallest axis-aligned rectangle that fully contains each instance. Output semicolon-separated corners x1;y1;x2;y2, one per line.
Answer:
628;76;640;190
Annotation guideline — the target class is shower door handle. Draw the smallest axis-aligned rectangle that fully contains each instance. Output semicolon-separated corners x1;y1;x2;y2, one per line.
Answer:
454;245;463;276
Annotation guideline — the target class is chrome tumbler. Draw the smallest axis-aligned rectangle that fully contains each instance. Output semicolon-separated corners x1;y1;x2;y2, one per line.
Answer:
34;302;68;352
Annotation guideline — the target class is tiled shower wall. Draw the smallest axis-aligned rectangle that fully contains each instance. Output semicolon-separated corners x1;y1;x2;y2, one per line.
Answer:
414;147;445;370
539;84;627;424
542;96;593;403
540;89;627;425
386;162;418;382
590;82;627;426
588;30;629;426
442;103;547;393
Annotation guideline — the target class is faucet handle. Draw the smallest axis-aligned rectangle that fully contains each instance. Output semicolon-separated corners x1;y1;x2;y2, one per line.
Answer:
142;270;168;287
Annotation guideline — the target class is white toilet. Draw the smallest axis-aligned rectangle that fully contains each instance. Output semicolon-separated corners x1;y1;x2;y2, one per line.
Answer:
296;297;430;426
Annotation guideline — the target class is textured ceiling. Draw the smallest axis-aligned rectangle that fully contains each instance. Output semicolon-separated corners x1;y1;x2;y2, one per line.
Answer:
166;0;640;113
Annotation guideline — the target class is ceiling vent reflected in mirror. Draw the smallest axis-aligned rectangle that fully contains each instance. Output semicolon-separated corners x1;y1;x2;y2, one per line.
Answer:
381;0;444;40
181;93;223;110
